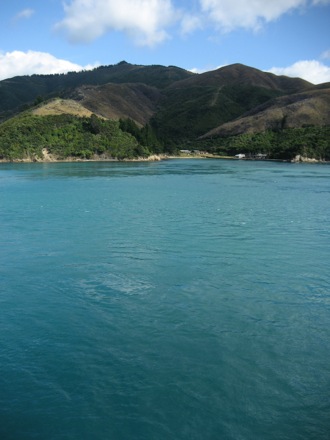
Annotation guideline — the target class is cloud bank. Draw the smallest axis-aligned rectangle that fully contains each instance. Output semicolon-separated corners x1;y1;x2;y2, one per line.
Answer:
55;0;330;45
55;0;177;46
268;60;330;84
0;51;96;81
192;0;330;33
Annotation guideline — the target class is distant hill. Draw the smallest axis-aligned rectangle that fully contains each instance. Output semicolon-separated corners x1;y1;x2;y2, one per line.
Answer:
166;63;312;92
0;61;329;161
151;63;314;144
201;87;330;138
0;61;193;117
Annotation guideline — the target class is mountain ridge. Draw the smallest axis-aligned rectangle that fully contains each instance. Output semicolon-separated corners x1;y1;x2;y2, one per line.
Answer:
0;62;193;116
166;63;313;93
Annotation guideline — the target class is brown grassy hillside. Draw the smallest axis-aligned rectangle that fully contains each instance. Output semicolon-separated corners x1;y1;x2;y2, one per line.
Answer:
67;83;162;125
201;88;330;138
32;99;96;118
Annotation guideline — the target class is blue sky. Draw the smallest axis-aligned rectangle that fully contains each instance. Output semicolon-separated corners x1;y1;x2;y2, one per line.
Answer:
0;0;329;83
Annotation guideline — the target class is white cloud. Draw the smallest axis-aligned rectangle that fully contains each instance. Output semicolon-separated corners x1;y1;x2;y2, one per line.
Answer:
55;0;177;47
53;0;330;45
0;50;97;81
180;14;203;35
189;67;204;74
268;60;330;84
189;64;225;73
321;49;330;60
14;9;35;20
198;0;317;32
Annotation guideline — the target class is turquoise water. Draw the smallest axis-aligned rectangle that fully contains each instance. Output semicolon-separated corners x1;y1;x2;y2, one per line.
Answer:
0;159;329;440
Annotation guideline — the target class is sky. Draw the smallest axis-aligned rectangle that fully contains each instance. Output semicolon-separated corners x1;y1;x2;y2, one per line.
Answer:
0;0;329;84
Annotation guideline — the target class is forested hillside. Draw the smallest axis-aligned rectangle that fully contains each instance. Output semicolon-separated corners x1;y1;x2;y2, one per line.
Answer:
0;113;157;161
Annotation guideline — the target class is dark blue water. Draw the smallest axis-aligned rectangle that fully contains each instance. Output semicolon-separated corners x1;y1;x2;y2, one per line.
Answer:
1;159;329;440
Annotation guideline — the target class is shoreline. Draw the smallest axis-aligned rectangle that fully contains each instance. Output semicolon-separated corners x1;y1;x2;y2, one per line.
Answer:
0;153;328;164
0;152;234;164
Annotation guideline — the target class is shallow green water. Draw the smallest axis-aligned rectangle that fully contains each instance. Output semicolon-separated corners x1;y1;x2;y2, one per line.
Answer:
1;159;329;439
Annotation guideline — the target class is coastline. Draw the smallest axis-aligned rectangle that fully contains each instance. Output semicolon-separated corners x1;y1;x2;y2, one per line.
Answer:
0;152;327;164
0;153;166;164
0;150;234;164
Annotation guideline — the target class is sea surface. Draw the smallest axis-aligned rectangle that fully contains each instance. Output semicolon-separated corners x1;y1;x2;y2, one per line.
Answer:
0;159;329;440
